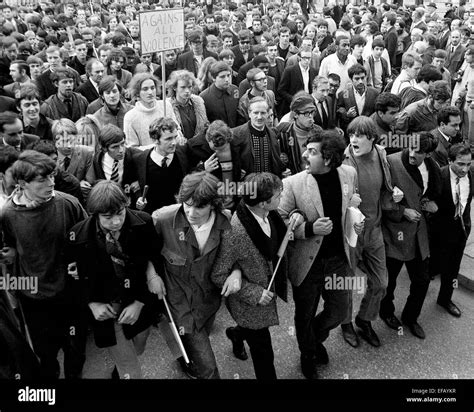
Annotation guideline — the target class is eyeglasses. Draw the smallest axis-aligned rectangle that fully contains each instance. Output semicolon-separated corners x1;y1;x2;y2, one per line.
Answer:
300;56;312;60
298;110;315;117
254;76;267;82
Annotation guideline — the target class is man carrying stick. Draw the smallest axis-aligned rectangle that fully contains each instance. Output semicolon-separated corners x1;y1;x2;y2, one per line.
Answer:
211;172;303;380
151;171;240;379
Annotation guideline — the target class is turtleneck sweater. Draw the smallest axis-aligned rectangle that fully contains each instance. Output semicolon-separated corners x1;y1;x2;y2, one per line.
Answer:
123;98;179;148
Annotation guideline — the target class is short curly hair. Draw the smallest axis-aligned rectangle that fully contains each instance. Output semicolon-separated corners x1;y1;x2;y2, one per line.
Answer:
167;70;198;99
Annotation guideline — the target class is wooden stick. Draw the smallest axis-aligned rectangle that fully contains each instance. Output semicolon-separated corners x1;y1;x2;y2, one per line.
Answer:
266;219;296;291
162;296;190;364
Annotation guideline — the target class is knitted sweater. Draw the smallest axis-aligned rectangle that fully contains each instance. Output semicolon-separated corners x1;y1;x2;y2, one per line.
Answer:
123;99;180;148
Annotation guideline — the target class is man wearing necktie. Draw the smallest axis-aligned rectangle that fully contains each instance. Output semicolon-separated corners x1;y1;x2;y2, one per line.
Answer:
431;144;473;318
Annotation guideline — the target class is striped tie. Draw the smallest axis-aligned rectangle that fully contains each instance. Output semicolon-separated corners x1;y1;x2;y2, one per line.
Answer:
111;159;119;183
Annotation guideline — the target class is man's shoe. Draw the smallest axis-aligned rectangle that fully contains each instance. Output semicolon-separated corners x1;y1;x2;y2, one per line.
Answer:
402;320;426;339
300;354;319;380
341;322;360;348
380;313;402;330
225;327;248;360
355;316;381;347
177;356;198;379
315;343;329;365
437;301;462;318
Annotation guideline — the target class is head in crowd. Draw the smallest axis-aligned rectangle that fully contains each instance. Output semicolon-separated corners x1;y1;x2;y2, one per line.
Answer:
401;52;423;81
416;64;443;90
303;129;346;174
188;29;205;56
291;91;316;130
10;150;56;202
50;67;75;98
327;73;341;96
52;118;78;157
177;171;223;225
210;61;231;91
98;124;126;162
197;56;218;90
16;85;41;125
248;96;269;131
348;116;379;157
432;49;447;72
106;48;127;74
448;144;472;179
437;106;462;139
375;93;401;127
218;48;235;68
241;172;282;211
407;131;437;167
168;70;198;103
247;68;267;93
98;75;122;109
205;120;233;152
312;76;330;104
149;117;178;157
129;73;161;105
9;60;29;83
348;64;367;94
45;46;64;71
0;111;23;151
427;80;451;110
87;59;105;84
26;55;43;80
87;180;130;232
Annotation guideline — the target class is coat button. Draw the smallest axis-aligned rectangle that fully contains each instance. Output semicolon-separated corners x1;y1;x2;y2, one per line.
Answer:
309;256;314;260
316;240;320;244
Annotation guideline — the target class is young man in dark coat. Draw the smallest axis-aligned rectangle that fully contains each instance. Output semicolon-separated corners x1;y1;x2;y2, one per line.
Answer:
211;172;303;379
380;132;441;339
151;172;240;379
68;180;160;378
431;144;473;318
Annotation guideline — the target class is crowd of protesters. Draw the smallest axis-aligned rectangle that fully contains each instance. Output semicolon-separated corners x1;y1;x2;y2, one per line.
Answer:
0;0;473;381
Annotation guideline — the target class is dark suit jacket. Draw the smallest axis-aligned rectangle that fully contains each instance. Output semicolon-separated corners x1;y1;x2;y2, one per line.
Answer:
445;44;466;74
337;86;380;131
0;56;13;87
76;79;99;103
41;93;89;122
431;166;474;242
313;96;337;129
236;60;255;86
230;45;255;73
277;64;317;116
231;122;285;177
438;30;451;50
177;49;218;77
86;147;137;187
430;127;462;168
129;146;189;197
384;26;398;67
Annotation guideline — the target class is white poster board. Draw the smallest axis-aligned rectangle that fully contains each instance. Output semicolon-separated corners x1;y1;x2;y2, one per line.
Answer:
139;8;185;54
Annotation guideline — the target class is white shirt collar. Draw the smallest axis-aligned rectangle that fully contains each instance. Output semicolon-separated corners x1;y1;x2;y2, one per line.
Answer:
438;128;451;142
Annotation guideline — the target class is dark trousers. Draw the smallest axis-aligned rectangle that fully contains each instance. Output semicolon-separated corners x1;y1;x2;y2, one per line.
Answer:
292;253;351;357
437;239;467;304
380;255;430;323
236;326;276;380
19;294;87;379
181;315;220;379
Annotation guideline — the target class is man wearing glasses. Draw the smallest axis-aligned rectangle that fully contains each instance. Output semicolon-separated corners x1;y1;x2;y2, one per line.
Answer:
230;30;255;75
238;68;276;122
277;50;317;117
